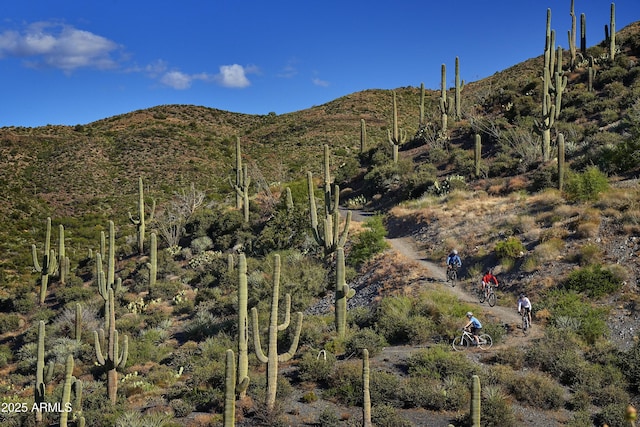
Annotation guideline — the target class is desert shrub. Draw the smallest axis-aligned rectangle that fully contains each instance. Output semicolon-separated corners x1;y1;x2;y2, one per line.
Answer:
491;346;525;370
0;344;12;368
374;296;412;344
539;290;608;345
510;371;564;409
578;243;602;265
566;411;594;427
370;370;404;407
347;215;389;268
494;236;525;260
55;284;95;305
371;404;412;427
406;345;476;380
169;398;193;418
0;314;21;334
318;408;340;427
402;377;448;410
345;328;387;357
595;403;628;427
296;350;336;384
564;166;609;201
620;340;640;393
324;361;361;405
481;385;517;427
564;264;623;298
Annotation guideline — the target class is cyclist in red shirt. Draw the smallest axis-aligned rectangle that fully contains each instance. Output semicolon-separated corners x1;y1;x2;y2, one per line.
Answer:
481;270;498;295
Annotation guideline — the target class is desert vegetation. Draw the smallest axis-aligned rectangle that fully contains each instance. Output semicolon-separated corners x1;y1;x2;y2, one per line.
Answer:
0;2;639;427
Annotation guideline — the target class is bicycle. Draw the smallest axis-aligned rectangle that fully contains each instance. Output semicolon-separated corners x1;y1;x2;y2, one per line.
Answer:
520;309;531;336
479;283;497;307
452;328;493;351
446;265;459;287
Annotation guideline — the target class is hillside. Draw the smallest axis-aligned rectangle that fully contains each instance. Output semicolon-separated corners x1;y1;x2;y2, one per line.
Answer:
0;16;639;427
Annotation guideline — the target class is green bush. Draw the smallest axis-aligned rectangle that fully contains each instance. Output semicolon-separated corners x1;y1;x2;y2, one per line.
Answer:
509;372;564;409
345;328;387;357
296;351;336;384
347;215;389;268
481;385;517;427
406;345;476;380
0;314;21;334
564;264;623;298
494;236;525;260
564;166;609;201
371;404;412;427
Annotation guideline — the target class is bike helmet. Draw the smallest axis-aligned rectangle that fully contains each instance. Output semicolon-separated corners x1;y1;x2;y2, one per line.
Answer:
466;311;473;317
519;293;525;298
453;249;458;255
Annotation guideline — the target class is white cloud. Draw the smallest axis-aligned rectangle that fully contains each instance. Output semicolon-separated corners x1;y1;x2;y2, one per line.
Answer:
0;22;119;71
312;77;330;87
216;64;251;88
160;71;192;89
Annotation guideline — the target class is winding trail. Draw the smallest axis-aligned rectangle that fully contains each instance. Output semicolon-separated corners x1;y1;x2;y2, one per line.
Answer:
347;208;542;345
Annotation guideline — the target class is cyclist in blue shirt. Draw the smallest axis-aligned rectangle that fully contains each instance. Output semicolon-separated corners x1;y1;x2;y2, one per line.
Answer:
464;312;482;346
446;249;462;272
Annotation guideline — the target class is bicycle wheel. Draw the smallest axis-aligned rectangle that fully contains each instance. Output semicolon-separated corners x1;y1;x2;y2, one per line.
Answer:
450;270;457;287
487;291;496;307
478;334;493;350
522;316;530;336
452;335;469;351
478;288;486;303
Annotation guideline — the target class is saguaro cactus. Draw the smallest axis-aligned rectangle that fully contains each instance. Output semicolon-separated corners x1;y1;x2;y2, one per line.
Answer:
474;134;482;178
147;232;157;291
35;321;54;423
418;82;426;127
129;177;155;255
251;254;303;411
609;3;616;61
471;374;481;427
75;303;82;343
558;133;566;191
439;63;451;136
360;118;367;153
57;224;69;285
362;349;372;427
580;13;587;57
568;0;578;70
32;217;58;305
335;248;355;337
224;349;236;427
60;355;83;427
232;137;251;223
307;145;351;258
237;254;250;399
454;56;465;120
94;288;129;404
387;91;407;163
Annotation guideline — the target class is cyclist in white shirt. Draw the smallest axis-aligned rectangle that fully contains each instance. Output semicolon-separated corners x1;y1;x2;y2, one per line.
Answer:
517;293;532;325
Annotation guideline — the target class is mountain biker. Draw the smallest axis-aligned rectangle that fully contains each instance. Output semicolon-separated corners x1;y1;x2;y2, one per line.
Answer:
481;270;499;295
464;312;482;346
446;249;462;273
517;293;532;325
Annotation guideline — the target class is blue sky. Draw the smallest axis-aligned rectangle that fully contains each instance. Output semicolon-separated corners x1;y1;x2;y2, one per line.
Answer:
0;1;638;128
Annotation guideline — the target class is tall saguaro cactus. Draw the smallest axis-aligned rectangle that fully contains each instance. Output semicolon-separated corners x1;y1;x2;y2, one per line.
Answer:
439;63;452;137
129;177;155;255
360;119;367;153
454;56;465;120
362;349;372;427
609;2;616;61
387;91;407;163
32;217;58;305
568;0;578;70
35;321;54;423
251;254;303;411
558;133;566;191
474;134;482;178
237;254;250;399
335;248;355;337
147;232;157;290
60;355;84;427
93;288;129;404
232;137;251;223
471;375;481;427
306;145;352;258
418;82;426;127
224;349;236;427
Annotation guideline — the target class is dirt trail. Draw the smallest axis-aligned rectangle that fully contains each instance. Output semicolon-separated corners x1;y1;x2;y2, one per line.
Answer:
348;208;542;345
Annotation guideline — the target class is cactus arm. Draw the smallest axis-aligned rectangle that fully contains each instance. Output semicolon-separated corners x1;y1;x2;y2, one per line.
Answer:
278;312;303;363
276;293;291;331
94;330;106;366
251;307;269;364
